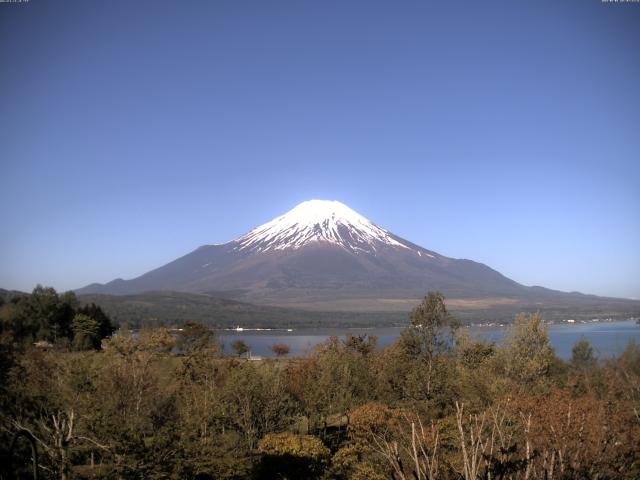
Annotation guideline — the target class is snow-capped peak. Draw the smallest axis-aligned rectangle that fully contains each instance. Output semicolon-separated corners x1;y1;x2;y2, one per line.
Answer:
235;200;411;253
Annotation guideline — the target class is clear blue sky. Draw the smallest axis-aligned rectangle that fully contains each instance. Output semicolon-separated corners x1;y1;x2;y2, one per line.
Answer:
1;1;639;299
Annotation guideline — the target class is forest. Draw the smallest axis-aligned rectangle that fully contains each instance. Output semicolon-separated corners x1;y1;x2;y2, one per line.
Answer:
1;288;639;479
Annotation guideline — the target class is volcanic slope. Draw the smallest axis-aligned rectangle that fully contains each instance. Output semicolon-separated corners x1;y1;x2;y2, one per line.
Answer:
78;200;636;313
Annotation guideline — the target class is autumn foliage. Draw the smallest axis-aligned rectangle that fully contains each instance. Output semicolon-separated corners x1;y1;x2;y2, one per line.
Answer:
1;292;639;479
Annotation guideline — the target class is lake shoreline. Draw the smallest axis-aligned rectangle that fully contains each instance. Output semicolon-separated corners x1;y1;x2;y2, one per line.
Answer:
217;319;640;360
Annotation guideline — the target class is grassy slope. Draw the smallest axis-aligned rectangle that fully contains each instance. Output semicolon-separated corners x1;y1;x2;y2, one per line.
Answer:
78;291;408;329
78;290;640;329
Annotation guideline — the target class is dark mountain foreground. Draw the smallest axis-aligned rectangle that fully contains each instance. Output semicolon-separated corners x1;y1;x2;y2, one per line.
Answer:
77;290;640;328
77;291;406;329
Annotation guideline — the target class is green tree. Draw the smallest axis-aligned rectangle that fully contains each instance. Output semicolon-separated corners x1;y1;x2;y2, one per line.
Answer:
452;330;498;409
401;292;459;359
176;321;220;356
72;314;100;350
222;363;296;450
501;312;556;385
30;286;64;341
571;336;596;369
619;338;640;376
0;287;81;345
399;292;459;398
94;329;180;477
231;339;250;357
287;336;376;435
76;303;116;341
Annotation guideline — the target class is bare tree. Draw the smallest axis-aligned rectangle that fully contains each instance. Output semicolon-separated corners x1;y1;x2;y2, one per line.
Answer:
354;406;441;480
455;402;488;480
9;410;109;480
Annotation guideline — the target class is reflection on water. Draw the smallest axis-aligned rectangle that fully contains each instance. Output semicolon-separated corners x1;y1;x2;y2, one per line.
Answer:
219;320;640;359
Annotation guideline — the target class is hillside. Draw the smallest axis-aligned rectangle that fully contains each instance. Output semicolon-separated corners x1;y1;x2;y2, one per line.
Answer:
77;291;408;329
78;290;640;329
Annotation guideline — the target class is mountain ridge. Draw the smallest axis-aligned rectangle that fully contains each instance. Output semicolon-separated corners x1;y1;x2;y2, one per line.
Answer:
76;200;640;316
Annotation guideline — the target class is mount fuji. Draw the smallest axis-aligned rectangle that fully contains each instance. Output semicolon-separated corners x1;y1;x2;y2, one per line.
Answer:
77;200;634;313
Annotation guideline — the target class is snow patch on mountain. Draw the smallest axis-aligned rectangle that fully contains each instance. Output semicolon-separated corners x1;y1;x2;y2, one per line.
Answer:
235;200;412;253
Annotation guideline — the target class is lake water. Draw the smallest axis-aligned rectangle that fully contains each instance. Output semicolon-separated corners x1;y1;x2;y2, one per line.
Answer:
219;320;640;359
